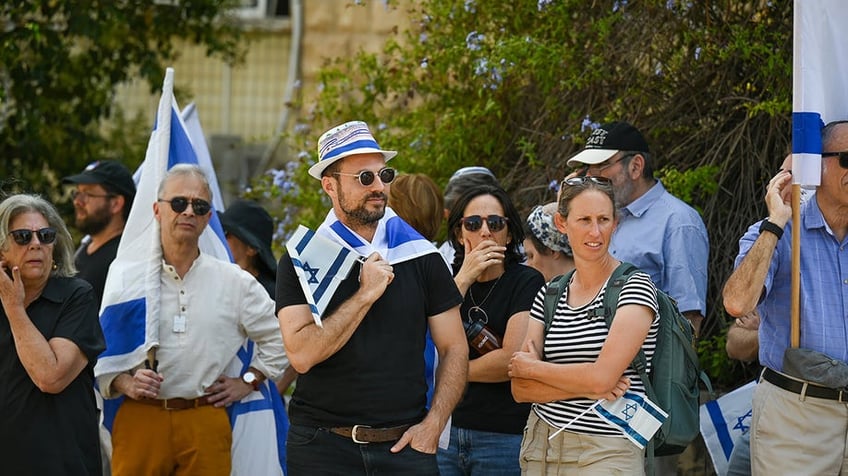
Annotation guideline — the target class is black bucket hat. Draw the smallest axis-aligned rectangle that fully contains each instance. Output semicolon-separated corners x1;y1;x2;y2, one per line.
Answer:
220;200;276;275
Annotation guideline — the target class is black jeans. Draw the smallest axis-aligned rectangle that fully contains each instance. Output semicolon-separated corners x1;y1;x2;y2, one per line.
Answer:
287;424;438;475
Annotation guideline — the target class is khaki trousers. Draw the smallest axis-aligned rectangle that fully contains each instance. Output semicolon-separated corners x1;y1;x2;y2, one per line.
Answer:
519;410;644;475
111;399;232;476
751;377;848;476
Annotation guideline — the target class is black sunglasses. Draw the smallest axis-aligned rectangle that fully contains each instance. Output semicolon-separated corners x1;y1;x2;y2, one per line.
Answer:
9;228;57;246
821;151;848;169
333;167;396;186
158;197;212;215
561;176;613;188
461;215;509;232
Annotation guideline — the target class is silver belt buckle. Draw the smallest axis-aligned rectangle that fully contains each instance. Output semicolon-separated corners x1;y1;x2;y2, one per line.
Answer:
351;424;371;444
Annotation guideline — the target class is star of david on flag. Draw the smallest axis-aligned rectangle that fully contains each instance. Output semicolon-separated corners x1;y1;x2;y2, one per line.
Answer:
699;380;756;476
286;225;361;327
595;391;668;450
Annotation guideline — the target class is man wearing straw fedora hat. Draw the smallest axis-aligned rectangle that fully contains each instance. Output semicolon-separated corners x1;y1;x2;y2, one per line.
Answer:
276;120;468;474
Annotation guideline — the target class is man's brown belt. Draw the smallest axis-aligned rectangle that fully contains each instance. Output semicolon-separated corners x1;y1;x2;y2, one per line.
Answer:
134;396;213;410
329;424;412;444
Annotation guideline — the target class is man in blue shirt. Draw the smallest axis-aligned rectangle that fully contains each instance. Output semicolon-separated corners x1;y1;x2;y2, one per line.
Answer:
723;120;848;475
566;121;709;335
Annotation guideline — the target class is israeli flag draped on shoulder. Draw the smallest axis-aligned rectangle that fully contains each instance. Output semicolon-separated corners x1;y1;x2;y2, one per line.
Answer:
320;206;437;264
95;68;287;476
699;381;756;476
792;0;848;186
286;207;436;326
594;392;668;450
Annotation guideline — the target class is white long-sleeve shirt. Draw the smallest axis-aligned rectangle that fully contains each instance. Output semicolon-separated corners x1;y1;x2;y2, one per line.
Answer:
101;253;286;399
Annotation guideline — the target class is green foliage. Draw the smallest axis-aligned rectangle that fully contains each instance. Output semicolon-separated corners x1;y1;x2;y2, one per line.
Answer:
0;1;245;200
255;0;794;390
657;165;720;214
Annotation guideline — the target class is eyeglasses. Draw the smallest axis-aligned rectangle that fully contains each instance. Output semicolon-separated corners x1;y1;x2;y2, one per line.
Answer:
561;176;613;188
821;151;848;169
71;190;115;201
585;153;634;175
460;215;509;232
8;228;57;246
333;167;396;186
158;197;212;215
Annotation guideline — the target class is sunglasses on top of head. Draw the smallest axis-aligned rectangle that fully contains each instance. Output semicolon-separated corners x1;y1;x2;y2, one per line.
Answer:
821;151;848;169
561;176;613;189
460;215;509;232
157;196;212;215
8;228;57;246
333;167;396;186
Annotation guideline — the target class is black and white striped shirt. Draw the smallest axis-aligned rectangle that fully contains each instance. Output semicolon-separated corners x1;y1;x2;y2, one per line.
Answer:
529;271;659;436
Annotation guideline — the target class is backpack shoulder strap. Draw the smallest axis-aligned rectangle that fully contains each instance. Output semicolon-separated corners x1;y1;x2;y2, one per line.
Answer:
600;263;653;392
598;262;639;326
543;271;573;336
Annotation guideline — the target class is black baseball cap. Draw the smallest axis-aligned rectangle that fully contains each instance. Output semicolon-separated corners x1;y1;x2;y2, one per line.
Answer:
63;160;136;200
567;122;650;167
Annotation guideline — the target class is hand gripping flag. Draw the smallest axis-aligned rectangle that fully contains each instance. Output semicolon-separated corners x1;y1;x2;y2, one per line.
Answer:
594;392;668;450
792;0;848;186
94;68;288;476
287;207;438;326
699;380;756;476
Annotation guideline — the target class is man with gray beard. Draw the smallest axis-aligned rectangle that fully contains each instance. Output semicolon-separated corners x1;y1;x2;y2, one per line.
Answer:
565;121;708;337
63;160;136;305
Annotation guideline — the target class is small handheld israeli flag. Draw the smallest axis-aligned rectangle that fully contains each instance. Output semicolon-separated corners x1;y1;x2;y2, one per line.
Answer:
595;391;668;449
699;380;756;476
286;225;361;327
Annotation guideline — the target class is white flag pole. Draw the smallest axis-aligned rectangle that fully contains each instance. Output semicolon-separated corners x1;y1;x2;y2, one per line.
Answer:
548;399;605;440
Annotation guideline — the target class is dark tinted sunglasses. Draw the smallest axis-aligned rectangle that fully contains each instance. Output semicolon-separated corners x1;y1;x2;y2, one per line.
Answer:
561;176;613;188
9;228;57;246
158;197;212;215
821;151;848;169
461;215;509;232
333;167;396;186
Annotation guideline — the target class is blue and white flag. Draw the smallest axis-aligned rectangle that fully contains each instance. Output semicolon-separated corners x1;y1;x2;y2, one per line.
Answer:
285;224;361;327
792;0;848;186
318;207;437;265
95;68;287;476
699;380;756;476
595;392;668;450
181;102;226;212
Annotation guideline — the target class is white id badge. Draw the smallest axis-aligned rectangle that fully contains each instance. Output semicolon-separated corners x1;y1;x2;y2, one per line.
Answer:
173;314;186;333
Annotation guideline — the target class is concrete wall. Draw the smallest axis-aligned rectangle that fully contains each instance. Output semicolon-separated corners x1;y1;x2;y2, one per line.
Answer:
113;1;410;153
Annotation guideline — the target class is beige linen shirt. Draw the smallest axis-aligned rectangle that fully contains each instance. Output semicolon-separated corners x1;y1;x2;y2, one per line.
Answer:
101;253;286;399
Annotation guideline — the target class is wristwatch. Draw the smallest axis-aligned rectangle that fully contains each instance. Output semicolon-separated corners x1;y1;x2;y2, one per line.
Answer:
759;219;784;240
242;370;262;391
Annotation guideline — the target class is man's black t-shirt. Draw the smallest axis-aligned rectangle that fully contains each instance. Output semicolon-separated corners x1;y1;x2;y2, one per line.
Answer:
276;251;461;428
74;235;121;305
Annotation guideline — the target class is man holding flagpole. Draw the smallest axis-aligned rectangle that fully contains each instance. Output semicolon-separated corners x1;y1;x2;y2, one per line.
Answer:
99;164;286;475
276;120;468;475
723;120;848;475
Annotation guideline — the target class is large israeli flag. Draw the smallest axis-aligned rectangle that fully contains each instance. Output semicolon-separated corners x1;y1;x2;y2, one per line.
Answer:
792;0;848;186
95;68;287;475
595;392;668;450
699;381;756;476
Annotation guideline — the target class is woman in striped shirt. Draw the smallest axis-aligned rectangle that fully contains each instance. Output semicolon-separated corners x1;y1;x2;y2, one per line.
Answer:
509;176;659;475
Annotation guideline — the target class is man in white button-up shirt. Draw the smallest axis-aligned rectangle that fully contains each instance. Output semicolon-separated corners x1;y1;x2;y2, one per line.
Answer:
102;164;285;476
